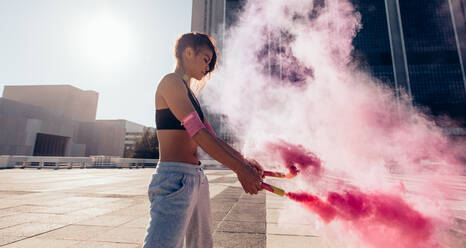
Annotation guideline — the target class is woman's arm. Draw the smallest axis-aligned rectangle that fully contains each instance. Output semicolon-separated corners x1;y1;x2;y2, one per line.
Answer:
210;135;264;176
192;129;261;194
203;119;263;175
158;74;262;194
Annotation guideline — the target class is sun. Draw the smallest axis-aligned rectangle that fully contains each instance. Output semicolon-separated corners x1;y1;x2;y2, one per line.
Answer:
73;11;134;70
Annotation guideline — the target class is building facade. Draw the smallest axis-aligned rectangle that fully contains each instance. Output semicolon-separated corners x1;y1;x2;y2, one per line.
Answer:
97;119;153;157
354;0;466;127
191;0;227;51
0;85;148;157
3;85;99;122
191;0;247;145
192;0;466;132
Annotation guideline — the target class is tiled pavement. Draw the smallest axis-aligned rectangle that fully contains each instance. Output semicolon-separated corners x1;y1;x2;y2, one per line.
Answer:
0;169;465;247
0;169;268;248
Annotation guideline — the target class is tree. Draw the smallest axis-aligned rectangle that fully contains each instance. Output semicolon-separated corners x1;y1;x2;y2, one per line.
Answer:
132;128;159;159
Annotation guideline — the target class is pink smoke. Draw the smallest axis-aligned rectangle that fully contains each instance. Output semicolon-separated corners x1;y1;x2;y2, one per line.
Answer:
202;0;464;246
287;190;435;248
266;140;322;177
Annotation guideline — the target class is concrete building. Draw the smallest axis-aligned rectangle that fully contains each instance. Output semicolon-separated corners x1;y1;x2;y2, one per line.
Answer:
97;119;154;157
191;0;227;51
3;85;98;122
191;0;247;145
192;0;466;136
0;85;148;157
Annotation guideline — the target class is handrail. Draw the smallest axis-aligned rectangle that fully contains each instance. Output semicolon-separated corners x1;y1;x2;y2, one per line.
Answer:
0;155;226;170
0;155;158;169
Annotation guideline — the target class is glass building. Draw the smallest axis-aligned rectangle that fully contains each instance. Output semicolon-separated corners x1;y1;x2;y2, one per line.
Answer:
191;0;466;133
399;0;466;123
351;0;395;88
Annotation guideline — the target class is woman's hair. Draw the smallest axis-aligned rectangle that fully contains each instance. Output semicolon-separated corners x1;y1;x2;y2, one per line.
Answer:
174;32;218;75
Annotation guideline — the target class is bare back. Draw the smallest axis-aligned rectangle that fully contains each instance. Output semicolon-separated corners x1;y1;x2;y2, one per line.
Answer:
155;73;200;164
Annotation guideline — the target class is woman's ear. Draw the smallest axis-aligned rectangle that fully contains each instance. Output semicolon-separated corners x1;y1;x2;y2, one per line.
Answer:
183;47;195;60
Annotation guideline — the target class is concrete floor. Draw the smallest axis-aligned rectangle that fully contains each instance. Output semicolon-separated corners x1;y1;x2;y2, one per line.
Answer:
0;169;267;248
0;168;465;247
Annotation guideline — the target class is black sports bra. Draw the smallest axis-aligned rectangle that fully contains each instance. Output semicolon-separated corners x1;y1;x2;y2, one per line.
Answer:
155;80;205;130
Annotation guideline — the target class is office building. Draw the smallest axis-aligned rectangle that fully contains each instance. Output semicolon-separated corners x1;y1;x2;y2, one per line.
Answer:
192;0;466;132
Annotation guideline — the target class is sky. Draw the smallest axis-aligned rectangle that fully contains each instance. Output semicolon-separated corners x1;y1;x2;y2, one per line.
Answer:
0;0;193;127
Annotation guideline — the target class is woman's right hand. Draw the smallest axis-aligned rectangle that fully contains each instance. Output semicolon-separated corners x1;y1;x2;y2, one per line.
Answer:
236;162;263;194
247;159;264;179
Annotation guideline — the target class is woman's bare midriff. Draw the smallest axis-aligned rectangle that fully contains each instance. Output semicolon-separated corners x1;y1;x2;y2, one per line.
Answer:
157;130;199;164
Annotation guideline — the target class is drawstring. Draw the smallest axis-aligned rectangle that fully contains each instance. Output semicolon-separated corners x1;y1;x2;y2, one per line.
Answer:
198;167;206;184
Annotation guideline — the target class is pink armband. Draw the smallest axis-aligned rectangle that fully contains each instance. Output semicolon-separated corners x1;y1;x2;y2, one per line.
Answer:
204;120;217;137
181;111;206;137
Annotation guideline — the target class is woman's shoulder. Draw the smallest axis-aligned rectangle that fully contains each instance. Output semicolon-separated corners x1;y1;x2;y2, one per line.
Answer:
157;73;187;95
161;72;179;81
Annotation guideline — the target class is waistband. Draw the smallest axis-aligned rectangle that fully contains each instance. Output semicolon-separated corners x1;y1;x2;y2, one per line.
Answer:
155;161;204;176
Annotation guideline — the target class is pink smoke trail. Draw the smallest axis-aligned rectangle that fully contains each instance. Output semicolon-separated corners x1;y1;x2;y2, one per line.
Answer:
266;140;323;177
202;0;465;246
287;190;435;248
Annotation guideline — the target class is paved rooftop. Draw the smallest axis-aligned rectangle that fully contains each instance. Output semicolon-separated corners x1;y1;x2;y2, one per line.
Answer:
0;168;465;247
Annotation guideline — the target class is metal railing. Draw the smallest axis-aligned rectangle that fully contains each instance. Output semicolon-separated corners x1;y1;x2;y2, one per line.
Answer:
0;155;226;170
0;155;157;169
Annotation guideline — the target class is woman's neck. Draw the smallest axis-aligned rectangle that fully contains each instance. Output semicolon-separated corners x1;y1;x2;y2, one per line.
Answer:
174;66;191;87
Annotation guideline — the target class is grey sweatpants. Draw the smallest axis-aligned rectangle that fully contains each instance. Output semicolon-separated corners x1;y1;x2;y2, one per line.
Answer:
142;161;213;248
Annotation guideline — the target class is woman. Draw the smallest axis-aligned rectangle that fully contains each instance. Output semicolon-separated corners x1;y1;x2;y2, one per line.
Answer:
142;32;264;248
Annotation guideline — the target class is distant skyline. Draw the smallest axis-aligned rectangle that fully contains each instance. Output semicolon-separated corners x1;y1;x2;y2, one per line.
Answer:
0;0;193;127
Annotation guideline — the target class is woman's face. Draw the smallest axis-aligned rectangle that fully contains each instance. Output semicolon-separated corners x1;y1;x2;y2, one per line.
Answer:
185;46;213;80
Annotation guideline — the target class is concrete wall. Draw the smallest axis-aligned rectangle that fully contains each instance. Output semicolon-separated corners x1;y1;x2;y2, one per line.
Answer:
0;97;126;157
191;0;207;33
0;98;77;156
0;114;29;155
2;85;98;122
97;119;146;133
191;0;225;51
124;120;146;133
95;120;147;157
76;122;125;157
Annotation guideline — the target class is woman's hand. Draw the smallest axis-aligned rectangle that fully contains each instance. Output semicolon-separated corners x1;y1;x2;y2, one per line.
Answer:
247;159;264;179
237;162;262;194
